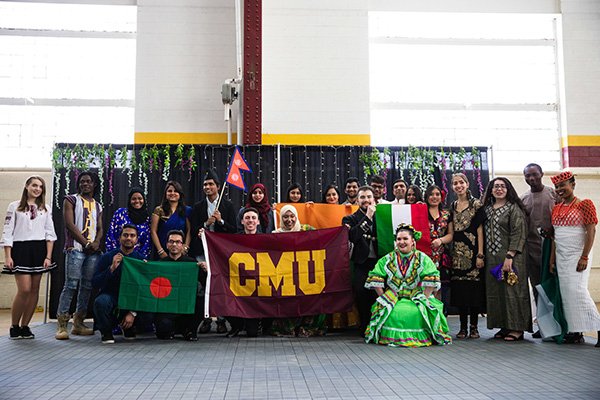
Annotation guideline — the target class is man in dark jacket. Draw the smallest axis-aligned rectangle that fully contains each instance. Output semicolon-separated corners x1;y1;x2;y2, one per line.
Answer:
154;230;206;341
342;186;378;335
189;169;236;334
92;224;144;344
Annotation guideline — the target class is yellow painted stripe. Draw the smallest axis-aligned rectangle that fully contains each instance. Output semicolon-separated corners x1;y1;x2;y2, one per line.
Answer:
561;135;600;148
262;133;370;146
135;132;236;144
135;132;371;146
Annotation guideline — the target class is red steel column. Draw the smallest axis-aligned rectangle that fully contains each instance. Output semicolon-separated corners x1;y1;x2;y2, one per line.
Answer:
243;0;262;144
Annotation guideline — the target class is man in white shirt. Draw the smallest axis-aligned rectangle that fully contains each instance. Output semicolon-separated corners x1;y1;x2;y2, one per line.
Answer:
391;179;407;205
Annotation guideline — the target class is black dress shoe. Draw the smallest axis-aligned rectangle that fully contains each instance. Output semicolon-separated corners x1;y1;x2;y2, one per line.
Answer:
226;328;240;338
198;318;212;334
532;330;542;339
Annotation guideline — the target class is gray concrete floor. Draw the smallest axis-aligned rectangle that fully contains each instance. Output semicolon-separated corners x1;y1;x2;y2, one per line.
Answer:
1;317;599;400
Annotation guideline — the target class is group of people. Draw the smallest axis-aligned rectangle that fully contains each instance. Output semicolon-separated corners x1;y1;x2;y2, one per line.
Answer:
2;163;599;349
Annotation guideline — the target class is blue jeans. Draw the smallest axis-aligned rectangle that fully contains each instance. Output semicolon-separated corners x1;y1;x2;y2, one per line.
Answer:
94;293;153;335
57;250;99;315
93;293;118;335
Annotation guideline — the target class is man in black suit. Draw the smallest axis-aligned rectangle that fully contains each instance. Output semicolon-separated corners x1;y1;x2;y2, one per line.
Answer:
342;185;378;335
189;169;237;334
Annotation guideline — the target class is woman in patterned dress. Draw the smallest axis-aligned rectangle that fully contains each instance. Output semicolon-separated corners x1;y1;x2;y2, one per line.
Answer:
364;223;451;347
105;187;151;259
425;185;453;313
483;177;531;341
549;171;600;346
449;173;485;339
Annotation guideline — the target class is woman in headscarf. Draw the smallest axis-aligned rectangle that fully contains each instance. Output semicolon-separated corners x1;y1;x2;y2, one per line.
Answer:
270;205;326;337
237;183;274;233
105;187;151;259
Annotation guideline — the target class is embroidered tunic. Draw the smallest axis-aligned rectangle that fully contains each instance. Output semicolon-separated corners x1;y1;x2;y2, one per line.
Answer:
450;198;485;308
484;202;532;331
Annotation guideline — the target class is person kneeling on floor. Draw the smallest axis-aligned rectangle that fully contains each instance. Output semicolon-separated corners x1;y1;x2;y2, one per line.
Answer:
92;224;145;344
154;229;207;341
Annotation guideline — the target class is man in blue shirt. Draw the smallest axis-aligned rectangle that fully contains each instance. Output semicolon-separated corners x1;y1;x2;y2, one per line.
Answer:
92;224;144;344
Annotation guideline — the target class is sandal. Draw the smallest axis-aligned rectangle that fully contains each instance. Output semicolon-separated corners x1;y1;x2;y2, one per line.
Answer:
456;329;468;339
469;326;480;339
494;329;508;339
504;331;524;342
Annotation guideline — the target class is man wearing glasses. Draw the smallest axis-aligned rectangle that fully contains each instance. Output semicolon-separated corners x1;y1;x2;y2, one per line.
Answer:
155;230;207;341
369;175;390;204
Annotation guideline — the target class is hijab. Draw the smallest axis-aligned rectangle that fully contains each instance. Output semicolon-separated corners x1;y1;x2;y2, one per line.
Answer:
275;205;301;233
245;183;272;230
127;187;149;225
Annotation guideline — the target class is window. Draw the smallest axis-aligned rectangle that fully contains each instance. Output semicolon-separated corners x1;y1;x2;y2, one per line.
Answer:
369;12;562;172
0;1;136;168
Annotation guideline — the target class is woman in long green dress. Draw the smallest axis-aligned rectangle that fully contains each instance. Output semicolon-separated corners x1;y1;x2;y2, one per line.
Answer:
364;223;452;347
482;177;532;341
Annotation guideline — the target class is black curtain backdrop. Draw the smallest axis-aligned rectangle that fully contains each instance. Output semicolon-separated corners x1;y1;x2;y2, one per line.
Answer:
48;144;489;318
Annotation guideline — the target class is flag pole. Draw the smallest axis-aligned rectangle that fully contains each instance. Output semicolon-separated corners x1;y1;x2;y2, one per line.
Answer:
215;181;227;211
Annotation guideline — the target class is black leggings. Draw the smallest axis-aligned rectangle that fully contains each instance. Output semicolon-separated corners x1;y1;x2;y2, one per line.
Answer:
459;306;479;328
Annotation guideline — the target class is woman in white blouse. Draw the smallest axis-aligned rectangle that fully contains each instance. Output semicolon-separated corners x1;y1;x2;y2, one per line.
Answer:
2;176;57;340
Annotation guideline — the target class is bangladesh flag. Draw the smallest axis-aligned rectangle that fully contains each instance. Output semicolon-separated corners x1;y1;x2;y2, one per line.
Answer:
118;257;198;314
375;203;431;256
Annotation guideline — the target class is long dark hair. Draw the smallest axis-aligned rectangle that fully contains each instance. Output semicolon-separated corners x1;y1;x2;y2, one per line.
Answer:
405;185;423;204
424;184;446;213
18;176;47;212
482;177;526;212
322;184;340;204
285;183;305;203
161;180;187;217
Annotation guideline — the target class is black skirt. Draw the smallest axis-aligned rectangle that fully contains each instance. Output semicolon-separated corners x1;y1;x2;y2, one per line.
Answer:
2;240;56;274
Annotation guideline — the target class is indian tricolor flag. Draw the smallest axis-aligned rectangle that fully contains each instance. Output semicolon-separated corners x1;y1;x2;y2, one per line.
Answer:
118;257;198;314
375;203;431;256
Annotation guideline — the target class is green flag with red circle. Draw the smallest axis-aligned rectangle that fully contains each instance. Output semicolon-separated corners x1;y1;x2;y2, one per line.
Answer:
118;257;197;314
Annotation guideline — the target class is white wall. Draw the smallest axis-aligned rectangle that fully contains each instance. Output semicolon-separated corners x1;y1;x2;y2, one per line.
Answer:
134;0;237;141
262;0;370;144
560;1;600;141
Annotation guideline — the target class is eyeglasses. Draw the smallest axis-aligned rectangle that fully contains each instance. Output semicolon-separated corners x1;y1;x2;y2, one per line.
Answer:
167;240;183;245
371;184;384;189
493;184;507;190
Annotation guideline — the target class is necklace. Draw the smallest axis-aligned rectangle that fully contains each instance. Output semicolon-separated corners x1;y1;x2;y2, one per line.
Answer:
555;197;578;220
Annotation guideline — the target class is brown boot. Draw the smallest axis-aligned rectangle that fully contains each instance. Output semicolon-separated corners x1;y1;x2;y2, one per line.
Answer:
71;312;94;336
55;314;70;340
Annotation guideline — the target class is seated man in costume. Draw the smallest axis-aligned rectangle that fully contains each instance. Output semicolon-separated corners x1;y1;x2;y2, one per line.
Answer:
364;223;452;347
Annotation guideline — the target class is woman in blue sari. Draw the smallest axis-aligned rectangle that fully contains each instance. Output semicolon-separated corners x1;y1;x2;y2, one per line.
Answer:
150;180;192;259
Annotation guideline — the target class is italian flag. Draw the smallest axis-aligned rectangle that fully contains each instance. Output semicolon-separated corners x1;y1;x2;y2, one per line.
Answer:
375;203;431;256
118;257;198;314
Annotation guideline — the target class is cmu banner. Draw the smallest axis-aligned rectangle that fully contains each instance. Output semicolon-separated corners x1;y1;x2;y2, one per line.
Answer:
202;227;353;319
274;203;358;230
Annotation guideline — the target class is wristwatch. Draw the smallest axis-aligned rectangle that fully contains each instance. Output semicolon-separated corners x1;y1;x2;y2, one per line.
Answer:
505;254;514;260
129;311;137;317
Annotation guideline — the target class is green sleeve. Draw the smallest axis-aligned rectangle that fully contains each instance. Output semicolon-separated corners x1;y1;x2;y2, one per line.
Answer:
508;204;527;254
418;251;441;289
364;253;390;289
